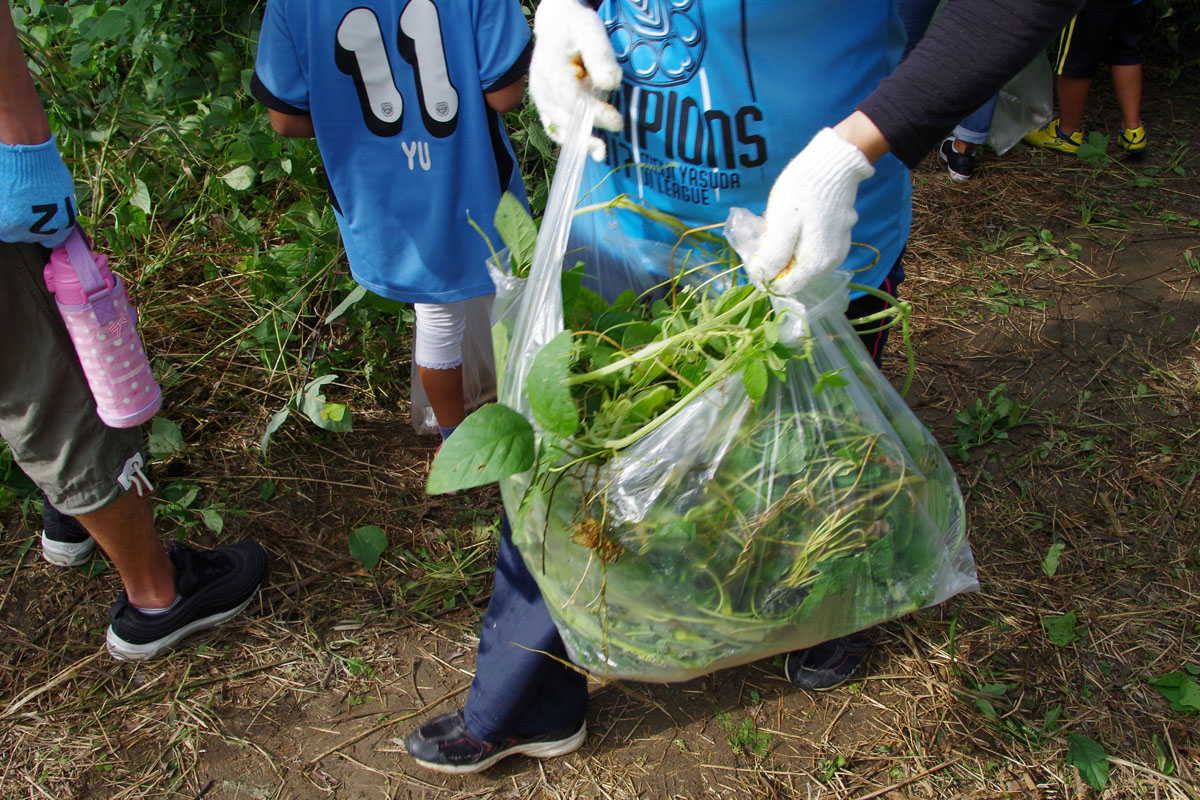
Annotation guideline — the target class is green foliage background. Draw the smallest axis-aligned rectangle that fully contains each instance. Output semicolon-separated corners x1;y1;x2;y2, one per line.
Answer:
1146;0;1200;62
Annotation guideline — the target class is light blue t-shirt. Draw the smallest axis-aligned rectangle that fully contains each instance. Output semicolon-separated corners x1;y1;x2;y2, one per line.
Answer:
253;0;531;302
573;0;911;296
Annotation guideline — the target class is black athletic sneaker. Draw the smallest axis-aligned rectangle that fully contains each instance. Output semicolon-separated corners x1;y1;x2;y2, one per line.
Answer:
784;631;871;690
41;498;96;567
405;710;586;774
939;137;977;182
106;541;268;661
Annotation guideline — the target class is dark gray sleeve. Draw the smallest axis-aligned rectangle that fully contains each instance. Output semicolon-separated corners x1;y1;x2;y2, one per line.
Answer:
858;0;1085;168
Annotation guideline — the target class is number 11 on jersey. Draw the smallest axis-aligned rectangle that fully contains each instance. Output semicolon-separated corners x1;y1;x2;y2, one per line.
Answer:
335;2;460;139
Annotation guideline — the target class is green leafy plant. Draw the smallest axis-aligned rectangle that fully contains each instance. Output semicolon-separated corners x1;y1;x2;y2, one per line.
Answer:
1042;611;1078;646
1150;666;1200;713
394;526;497;616
981;283;1053;314
340;656;374;679
1041;542;1065;577
716;712;772;758
0;441;39;513
1016;228;1082;268
964;680;1063;748
951;384;1033;460
261;374;354;457
818;754;847;782
1183;248;1199;274
1147;0;1200;64
1075;132;1112;166
153;481;227;538
348;525;387;570
971;682;1011;722
1066;733;1110;790
146;417;185;460
1152;733;1176;776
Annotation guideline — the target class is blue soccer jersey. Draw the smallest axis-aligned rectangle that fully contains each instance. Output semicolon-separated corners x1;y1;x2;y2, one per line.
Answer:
253;0;532;303
573;0;911;296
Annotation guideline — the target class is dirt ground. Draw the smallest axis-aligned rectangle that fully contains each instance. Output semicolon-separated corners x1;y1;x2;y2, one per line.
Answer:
1;70;1197;799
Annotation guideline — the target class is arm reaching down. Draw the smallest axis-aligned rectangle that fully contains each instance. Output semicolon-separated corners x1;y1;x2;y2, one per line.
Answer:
0;0;77;246
748;0;1084;295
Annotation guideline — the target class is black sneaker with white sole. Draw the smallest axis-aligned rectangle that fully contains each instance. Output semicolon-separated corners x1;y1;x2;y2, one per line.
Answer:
106;541;268;661
405;710;586;774
41;498;96;567
784;631;871;690
939;136;977;182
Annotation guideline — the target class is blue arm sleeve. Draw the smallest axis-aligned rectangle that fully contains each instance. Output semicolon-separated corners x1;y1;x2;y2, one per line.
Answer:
253;0;310;111
475;0;532;91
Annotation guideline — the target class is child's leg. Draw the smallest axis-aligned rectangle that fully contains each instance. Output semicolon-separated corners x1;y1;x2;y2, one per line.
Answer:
417;365;465;430
1051;7;1111;136
951;93;1000;154
413;301;467;434
1105;5;1145;132
1056;75;1092;135
1110;63;1143;131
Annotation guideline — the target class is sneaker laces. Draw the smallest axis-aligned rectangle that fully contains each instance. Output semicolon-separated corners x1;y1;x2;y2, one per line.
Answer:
168;545;230;597
1056;124;1082;144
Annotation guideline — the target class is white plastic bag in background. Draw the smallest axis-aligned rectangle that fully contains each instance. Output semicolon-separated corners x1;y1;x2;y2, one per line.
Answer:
988;52;1053;155
917;0;1052;156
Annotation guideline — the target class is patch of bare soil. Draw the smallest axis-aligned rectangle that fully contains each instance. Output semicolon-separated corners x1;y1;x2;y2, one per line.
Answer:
2;69;1198;800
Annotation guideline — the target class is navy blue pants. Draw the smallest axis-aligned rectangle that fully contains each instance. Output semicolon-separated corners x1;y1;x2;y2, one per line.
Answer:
463;517;588;739
847;257;904;368
461;258;905;737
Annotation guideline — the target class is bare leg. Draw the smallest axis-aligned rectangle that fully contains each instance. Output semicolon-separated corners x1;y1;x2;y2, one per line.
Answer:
76;490;177;608
1056;75;1093;134
417;365;466;429
1110;63;1143;130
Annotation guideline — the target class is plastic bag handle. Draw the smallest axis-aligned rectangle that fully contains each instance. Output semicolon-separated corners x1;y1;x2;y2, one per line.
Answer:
500;97;597;410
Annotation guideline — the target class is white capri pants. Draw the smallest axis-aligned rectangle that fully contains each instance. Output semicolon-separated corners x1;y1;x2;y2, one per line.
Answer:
412;300;467;370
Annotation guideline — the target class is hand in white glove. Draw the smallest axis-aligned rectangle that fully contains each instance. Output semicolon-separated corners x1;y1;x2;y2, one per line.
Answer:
0;135;77;247
744;128;875;296
528;0;624;161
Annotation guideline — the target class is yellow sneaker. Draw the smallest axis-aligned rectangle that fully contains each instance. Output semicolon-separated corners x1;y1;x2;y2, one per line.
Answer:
1119;125;1148;155
1024;118;1086;154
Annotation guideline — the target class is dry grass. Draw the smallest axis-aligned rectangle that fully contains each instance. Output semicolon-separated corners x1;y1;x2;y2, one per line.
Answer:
1;75;1198;799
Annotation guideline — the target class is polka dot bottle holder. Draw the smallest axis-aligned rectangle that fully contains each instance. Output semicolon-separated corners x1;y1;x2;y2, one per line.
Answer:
44;229;162;428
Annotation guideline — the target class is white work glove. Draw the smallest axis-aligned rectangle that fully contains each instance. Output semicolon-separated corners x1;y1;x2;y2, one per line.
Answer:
744;128;875;296
528;0;624;161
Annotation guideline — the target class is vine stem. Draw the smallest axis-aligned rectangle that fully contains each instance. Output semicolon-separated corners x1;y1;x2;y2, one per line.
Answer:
565;289;763;385
585;335;757;451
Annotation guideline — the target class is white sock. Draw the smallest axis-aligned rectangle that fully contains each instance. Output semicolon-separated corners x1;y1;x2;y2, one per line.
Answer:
133;594;181;616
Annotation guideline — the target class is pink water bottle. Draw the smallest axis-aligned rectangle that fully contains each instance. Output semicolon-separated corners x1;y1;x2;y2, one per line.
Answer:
44;229;162;428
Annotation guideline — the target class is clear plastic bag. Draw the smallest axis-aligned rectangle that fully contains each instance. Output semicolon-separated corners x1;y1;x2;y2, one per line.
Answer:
490;101;977;682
